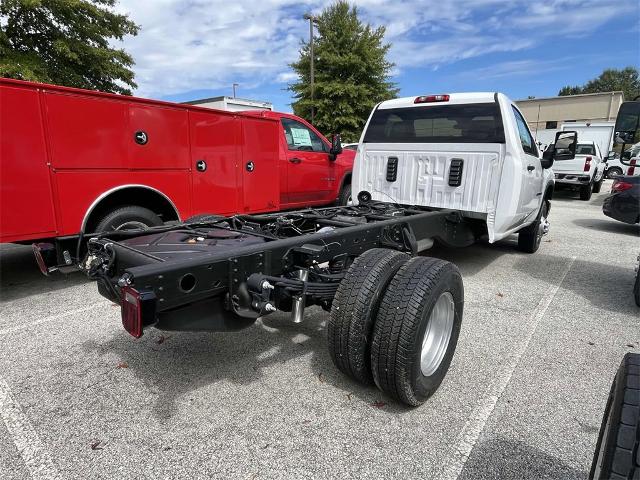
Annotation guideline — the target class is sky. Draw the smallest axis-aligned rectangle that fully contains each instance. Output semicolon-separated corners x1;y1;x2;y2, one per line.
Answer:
115;0;640;112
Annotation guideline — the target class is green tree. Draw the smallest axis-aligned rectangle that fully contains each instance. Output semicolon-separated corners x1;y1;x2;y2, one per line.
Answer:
288;1;398;142
0;0;139;95
559;67;640;101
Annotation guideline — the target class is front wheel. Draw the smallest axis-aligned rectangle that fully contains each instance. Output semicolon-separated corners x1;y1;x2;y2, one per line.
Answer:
517;200;549;253
337;184;352;206
607;167;623;179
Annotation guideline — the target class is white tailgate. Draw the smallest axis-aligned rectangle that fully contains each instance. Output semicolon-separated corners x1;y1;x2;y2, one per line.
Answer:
354;143;503;215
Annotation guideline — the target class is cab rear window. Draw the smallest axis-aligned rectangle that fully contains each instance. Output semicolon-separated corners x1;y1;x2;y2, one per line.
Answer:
363;103;505;144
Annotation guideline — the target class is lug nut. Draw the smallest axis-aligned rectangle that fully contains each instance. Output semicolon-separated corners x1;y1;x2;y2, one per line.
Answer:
261;280;275;290
264;303;277;312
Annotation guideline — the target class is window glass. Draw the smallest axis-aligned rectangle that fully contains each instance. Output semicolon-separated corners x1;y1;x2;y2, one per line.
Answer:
281;118;327;152
512;106;538;156
576;144;596;155
363;103;505;144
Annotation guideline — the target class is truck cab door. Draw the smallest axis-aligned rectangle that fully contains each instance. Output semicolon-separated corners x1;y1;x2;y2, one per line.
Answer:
512;106;542;219
280;118;333;204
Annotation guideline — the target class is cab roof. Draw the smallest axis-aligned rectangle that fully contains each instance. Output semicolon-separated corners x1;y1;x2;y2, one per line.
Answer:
378;92;499;110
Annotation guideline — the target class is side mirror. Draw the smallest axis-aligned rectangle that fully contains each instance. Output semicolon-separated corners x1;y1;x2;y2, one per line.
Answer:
542;130;578;168
614;101;640;145
328;134;343;161
605;150;617;161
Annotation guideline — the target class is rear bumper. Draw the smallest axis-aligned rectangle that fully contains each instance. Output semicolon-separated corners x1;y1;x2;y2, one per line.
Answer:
554;173;591;185
602;193;640;224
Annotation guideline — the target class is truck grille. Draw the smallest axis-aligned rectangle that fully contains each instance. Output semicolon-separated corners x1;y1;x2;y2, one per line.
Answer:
386;157;398;182
448;158;464;187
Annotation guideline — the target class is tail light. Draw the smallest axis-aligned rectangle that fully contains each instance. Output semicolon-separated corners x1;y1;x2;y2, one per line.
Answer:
121;286;156;338
583;156;592;172
628;158;636;176
415;94;449;104
611;180;633;193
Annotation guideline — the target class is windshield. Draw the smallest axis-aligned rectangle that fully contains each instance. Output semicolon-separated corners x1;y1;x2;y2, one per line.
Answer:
575;144;596;156
363;103;505;144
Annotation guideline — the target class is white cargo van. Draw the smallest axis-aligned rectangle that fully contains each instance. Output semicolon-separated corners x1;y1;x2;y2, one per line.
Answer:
353;93;576;252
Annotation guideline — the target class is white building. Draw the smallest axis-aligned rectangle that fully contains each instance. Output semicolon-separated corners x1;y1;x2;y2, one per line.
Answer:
183;96;273;112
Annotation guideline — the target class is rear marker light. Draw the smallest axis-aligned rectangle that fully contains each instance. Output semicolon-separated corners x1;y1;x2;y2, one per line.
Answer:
583;156;592;172
120;286;156;338
32;242;56;276
414;94;450;104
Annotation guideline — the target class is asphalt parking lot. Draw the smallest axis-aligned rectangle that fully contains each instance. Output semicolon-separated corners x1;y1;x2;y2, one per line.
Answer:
0;180;638;480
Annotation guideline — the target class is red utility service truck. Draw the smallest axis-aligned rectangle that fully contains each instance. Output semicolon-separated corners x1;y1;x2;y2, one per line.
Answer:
0;78;354;259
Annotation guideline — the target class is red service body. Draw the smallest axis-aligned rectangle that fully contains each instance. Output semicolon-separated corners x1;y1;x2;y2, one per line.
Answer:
0;78;354;244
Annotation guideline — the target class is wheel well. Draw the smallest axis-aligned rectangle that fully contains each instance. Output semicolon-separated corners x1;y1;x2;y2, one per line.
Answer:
83;186;180;233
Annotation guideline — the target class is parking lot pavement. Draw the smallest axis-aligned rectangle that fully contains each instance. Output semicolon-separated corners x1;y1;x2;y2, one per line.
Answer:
0;180;638;480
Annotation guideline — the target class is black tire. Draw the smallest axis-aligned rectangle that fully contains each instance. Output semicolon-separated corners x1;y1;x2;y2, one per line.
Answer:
337;183;352;206
370;257;464;406
328;248;409;384
593;178;603;193
184;213;226;224
634;268;640;308
518;200;549;254
589;353;640;480
95;206;162;233
607;167;623;179
581;183;594;200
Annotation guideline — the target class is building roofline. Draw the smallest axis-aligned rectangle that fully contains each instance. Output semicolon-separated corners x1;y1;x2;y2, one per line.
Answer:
515;91;624;103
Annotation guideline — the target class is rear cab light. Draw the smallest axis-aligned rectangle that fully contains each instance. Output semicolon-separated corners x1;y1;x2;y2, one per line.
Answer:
121;286;157;338
583;156;592;172
414;94;450;104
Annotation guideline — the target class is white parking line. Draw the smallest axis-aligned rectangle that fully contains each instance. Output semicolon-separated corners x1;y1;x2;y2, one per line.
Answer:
0;377;61;480
438;256;576;480
0;303;109;337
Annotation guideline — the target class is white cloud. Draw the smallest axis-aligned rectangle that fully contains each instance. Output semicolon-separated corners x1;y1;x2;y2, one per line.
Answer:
111;0;634;99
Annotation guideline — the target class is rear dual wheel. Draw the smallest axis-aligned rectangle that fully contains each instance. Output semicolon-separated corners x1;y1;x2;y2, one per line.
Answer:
328;249;463;406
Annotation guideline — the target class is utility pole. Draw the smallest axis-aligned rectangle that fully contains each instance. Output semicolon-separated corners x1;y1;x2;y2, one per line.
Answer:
232;83;239;98
303;13;315;124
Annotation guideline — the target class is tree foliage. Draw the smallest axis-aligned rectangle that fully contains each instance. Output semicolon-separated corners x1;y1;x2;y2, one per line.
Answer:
0;0;139;95
288;1;398;142
559;67;640;101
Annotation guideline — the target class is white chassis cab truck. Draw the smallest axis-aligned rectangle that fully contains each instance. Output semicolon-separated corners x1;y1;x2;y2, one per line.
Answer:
353;92;577;253
553;140;606;200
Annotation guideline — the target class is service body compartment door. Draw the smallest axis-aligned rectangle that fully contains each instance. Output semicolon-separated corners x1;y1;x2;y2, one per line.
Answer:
0;84;56;241
240;117;280;213
189;111;241;216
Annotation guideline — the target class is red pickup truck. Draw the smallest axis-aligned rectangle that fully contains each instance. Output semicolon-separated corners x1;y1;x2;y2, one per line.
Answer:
0;78;354;250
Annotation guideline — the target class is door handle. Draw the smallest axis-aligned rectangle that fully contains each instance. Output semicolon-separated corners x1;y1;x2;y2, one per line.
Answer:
289;157;302;164
196;160;207;172
527;165;535;171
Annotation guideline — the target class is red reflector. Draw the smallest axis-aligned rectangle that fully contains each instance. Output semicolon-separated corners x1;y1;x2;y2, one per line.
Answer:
583;156;592;172
612;181;633;192
121;286;144;338
414;94;450;104
31;243;55;276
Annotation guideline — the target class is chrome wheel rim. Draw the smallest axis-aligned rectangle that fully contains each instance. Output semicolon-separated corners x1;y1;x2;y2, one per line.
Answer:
115;221;148;231
420;292;455;376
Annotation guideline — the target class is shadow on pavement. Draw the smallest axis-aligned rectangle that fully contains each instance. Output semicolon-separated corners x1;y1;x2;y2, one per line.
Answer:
0;244;88;302
572;218;640;237
420;240;519;277
513;253;639;314
458;437;587;480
